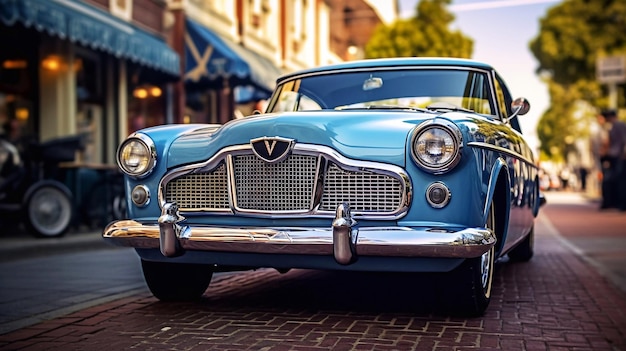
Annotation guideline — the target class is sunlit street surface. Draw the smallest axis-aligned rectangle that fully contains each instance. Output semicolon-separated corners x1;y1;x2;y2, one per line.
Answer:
0;191;624;350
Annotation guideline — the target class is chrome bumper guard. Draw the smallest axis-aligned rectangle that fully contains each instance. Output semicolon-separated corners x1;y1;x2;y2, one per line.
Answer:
103;202;495;264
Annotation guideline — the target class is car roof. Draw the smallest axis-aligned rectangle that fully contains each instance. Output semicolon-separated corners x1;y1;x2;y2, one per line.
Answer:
276;57;495;84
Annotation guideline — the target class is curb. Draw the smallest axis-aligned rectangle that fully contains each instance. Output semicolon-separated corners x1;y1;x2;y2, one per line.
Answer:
0;228;113;263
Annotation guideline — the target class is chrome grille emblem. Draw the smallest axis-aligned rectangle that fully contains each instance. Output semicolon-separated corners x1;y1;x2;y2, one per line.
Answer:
250;136;295;163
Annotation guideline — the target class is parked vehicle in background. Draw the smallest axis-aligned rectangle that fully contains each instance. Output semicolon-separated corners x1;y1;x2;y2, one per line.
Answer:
104;57;544;316
539;170;562;191
0;136;82;238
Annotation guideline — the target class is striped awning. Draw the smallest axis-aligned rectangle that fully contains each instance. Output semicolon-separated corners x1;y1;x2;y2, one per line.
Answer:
0;0;180;77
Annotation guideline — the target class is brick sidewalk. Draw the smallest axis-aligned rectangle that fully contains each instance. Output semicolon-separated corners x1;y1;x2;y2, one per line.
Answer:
0;196;625;350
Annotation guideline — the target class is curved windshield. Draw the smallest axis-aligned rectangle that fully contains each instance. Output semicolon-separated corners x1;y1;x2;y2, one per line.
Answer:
267;68;495;116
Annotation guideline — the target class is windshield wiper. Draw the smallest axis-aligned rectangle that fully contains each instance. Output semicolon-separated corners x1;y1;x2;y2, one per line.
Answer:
337;105;435;113
426;102;474;113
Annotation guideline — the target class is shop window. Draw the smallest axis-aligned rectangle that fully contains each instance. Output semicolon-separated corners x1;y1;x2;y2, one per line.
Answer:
129;83;166;132
0;28;37;148
0;93;34;155
75;51;102;104
74;49;103;163
0;26;34;97
249;0;272;33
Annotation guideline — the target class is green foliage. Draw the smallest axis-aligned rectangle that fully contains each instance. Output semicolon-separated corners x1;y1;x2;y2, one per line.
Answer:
537;80;603;160
364;0;473;59
530;0;626;86
531;0;626;161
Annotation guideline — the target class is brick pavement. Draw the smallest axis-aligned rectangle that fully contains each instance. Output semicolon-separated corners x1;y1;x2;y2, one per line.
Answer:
0;194;625;350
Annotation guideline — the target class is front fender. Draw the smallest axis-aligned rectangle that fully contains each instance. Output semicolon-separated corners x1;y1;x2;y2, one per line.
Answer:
484;158;511;254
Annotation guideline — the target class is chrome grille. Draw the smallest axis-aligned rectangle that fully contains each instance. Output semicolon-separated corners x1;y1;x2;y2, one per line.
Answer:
320;163;404;212
233;154;318;211
165;163;229;210
161;144;409;218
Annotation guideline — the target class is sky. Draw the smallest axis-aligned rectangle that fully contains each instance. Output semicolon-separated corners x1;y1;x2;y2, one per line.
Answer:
397;0;563;154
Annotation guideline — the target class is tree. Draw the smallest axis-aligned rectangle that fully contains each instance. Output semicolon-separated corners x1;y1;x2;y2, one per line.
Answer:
530;0;626;86
364;0;473;59
530;0;626;160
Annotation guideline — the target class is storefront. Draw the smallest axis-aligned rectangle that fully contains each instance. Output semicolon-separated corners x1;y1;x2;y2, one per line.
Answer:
0;0;180;165
184;17;282;123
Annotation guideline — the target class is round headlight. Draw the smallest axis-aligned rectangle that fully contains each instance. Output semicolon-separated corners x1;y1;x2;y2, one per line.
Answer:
117;134;156;178
411;120;462;174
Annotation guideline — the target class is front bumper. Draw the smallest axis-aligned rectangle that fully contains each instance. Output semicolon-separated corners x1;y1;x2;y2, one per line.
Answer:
103;202;495;265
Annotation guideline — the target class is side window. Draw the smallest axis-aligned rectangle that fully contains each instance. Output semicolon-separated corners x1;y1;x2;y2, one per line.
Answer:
297;95;321;111
272;90;298;112
494;77;509;120
463;72;492;115
495;75;522;133
271;90;321;112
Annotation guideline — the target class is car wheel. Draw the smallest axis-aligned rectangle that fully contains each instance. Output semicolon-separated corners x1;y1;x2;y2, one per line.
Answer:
23;181;73;238
141;259;213;301
439;203;495;316
508;225;534;262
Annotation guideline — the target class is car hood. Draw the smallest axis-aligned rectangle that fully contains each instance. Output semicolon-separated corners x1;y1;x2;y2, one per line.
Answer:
166;111;446;168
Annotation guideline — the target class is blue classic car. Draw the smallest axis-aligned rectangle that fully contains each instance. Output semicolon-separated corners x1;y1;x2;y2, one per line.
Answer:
104;57;543;316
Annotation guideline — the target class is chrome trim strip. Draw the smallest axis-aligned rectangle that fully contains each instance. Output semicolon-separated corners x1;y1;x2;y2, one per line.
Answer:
158;143;412;220
103;219;495;259
283;65;493;87
467;141;537;167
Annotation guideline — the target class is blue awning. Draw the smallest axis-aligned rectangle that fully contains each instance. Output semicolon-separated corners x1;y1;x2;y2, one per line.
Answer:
0;0;180;77
184;18;282;96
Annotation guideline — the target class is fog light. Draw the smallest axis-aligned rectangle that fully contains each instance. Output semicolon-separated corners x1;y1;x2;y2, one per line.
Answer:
131;185;150;207
426;182;451;208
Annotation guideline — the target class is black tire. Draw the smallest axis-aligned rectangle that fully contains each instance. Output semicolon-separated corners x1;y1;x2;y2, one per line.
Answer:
23;181;73;238
439;203;496;316
141;259;213;301
508;226;534;262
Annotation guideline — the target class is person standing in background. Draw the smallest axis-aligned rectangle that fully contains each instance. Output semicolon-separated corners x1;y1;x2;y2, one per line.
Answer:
599;109;626;211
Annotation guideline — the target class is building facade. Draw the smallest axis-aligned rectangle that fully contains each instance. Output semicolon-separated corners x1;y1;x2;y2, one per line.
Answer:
0;0;180;165
180;0;397;124
0;0;396;168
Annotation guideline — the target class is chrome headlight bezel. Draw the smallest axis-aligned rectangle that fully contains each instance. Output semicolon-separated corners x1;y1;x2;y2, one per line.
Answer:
116;133;157;179
410;120;463;174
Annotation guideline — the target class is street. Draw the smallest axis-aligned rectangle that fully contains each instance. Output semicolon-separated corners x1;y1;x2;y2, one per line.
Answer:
0;191;624;350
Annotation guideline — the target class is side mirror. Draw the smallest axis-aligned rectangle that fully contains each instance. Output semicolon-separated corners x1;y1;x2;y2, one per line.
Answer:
504;97;530;123
511;97;530;116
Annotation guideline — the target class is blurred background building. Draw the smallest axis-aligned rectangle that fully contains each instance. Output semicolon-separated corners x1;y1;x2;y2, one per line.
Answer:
0;0;398;167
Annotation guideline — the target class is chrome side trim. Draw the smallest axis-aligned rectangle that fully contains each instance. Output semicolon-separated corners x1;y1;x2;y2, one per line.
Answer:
467;141;537;168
